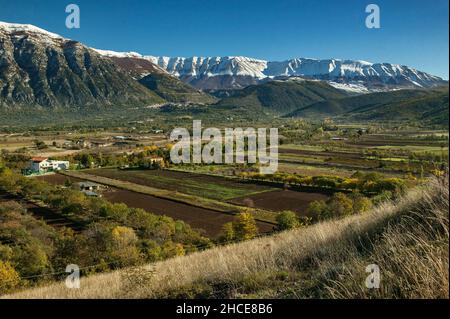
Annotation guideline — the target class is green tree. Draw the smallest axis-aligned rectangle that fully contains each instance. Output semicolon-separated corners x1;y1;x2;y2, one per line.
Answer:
12;240;50;277
276;211;299;230
52;229;82;270
307;200;328;219
79;153;95;168
139;239;162;262
34;140;47;150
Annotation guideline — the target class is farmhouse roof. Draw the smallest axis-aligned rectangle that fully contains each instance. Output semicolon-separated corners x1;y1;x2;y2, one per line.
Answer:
81;190;99;197
77;181;102;188
31;157;48;163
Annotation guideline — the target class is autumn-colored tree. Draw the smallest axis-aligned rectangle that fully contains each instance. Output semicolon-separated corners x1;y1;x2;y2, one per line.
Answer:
0;261;20;294
233;211;258;240
326;193;353;218
220;222;235;242
351;193;373;214
111;226;141;267
160;241;185;259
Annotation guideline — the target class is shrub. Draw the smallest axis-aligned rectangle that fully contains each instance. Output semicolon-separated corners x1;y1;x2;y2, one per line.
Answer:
160;241;185;259
312;176;341;188
351;194;373;214
276;211;299;230
139;239;162;262
307;200;328;219
323;193;353;219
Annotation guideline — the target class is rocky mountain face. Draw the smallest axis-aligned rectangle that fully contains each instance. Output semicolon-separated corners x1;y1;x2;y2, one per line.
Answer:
92;49;215;104
92;49;168;79
0;22;164;109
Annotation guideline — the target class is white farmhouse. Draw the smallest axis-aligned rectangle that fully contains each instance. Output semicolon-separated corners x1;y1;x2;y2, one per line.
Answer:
28;157;70;173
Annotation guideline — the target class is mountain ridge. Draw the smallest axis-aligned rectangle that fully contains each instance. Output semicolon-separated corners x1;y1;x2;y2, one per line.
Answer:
286;86;449;125
92;50;446;92
0;21;164;109
215;79;348;114
142;55;446;91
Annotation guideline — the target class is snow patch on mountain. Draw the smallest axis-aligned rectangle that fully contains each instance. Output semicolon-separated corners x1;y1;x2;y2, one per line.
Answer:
145;56;268;79
93;49;143;59
328;81;371;93
0;21;63;39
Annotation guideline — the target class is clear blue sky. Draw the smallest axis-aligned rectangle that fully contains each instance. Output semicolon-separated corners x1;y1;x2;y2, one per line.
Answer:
1;0;448;78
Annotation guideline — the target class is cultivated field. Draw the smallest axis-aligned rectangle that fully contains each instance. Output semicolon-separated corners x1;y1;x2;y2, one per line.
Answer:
102;188;274;237
85;168;273;201
37;173;275;237
230;190;329;216
278;129;448;176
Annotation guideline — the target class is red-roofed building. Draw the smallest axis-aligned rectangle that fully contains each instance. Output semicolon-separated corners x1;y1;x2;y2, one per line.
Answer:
31;157;49;163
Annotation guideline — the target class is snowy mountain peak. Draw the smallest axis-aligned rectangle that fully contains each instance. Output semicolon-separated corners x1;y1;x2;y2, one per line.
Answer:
144;56;268;79
0;21;63;39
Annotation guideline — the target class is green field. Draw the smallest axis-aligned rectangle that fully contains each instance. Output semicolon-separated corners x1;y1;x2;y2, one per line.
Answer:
370;145;448;154
86;168;273;201
279;144;326;152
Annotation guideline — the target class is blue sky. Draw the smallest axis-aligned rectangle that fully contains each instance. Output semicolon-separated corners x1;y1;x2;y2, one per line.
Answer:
0;0;448;78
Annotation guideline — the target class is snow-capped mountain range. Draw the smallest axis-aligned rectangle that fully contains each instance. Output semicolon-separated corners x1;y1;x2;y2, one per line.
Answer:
95;50;446;92
0;21;447;94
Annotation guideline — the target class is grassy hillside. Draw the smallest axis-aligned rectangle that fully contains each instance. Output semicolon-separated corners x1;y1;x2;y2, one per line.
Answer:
6;176;448;299
345;88;449;125
139;73;217;104
215;80;347;114
288;87;449;126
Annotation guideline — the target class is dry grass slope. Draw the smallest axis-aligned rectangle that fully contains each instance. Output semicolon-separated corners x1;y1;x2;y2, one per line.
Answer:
5;177;448;299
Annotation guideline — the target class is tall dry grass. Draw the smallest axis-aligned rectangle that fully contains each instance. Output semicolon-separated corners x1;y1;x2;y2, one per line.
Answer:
4;177;448;299
322;177;449;298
